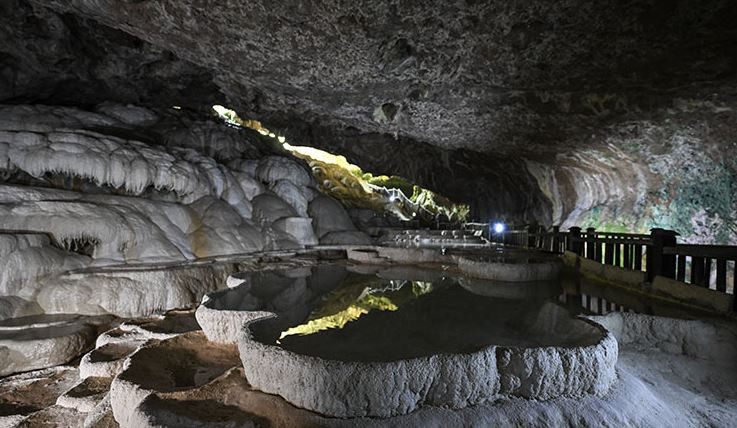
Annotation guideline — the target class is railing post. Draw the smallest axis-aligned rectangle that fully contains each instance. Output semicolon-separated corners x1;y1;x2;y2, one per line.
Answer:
676;255;687;282
614;241;622;267
552;225;560;253
716;259;727;292
623;242;631;269
604;234;614;265
648;228;678;282
568;227;582;254
585;227;596;260
691;257;705;285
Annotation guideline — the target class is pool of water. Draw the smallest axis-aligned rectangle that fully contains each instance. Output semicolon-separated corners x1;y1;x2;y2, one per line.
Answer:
247;264;603;362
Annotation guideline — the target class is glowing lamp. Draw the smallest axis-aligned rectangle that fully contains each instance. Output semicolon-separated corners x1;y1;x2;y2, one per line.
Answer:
493;222;505;234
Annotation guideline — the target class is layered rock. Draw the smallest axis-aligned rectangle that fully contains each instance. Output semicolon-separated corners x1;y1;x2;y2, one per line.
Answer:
3;0;737;239
0;314;111;376
0;104;367;263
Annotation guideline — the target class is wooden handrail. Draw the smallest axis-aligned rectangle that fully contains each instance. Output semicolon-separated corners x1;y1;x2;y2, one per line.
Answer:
591;232;651;237
663;244;737;259
573;237;651;244
496;225;735;312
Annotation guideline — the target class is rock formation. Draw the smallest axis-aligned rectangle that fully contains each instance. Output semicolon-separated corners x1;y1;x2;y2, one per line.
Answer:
2;0;736;242
0;1;736;426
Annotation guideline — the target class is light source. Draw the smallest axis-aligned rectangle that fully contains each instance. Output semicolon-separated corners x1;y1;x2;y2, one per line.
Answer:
493;222;505;234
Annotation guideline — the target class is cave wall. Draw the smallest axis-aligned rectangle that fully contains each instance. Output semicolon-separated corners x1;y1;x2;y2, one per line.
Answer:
265;118;552;224
526;86;737;244
2;0;736;243
0;0;223;108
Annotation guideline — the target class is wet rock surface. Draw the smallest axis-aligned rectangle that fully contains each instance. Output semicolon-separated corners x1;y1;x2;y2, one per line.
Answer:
0;314;111;377
0;254;733;426
234;266;617;417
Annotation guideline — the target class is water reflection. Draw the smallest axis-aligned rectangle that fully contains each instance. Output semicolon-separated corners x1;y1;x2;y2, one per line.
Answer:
242;266;600;362
279;279;434;341
232;262;705;362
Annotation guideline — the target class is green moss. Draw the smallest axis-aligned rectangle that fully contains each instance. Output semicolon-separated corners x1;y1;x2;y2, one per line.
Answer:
411;186;470;222
595;224;636;234
212;104;470;223
649;168;736;243
365;174;415;197
576;205;647;235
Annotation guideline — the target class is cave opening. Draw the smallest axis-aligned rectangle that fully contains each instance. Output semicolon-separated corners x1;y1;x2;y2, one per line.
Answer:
212;104;471;226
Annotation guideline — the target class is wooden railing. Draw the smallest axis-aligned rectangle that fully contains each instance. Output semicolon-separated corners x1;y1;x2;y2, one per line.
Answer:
488;225;736;311
567;227;652;275
663;245;737;293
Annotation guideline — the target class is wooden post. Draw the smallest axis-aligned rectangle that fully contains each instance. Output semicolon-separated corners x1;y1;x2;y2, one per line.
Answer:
604;235;614;265
676;254;687;282
552;225;561;253
691;256;705;286
614;241;621;267
647;228;678;282
586;227;596;260
634;244;643;271
623;243;631;269
568;293;582;311
704;258;712;288
715;259;727;292
568;227;582;255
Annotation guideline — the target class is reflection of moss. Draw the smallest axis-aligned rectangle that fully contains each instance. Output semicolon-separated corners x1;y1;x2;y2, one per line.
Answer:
358;294;398;311
280;279;434;338
280;305;369;338
307;276;376;320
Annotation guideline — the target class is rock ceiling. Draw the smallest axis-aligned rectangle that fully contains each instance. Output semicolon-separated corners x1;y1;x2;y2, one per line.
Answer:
2;0;737;240
5;0;736;153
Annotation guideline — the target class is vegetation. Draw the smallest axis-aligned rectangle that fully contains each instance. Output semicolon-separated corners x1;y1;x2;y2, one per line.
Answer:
212;105;470;223
363;174;414;197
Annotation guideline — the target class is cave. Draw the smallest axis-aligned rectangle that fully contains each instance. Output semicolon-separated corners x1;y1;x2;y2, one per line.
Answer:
1;1;736;426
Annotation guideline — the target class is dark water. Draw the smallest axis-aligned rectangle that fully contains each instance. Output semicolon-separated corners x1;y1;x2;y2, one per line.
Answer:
245;264;615;362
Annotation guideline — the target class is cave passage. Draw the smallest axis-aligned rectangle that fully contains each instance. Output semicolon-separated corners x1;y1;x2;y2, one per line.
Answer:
0;1;736;426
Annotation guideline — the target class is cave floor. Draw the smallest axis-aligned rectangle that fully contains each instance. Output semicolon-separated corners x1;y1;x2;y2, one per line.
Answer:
0;250;736;427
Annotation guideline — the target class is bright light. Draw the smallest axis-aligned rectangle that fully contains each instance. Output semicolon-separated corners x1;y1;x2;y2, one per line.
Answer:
212;104;231;116
493;222;505;234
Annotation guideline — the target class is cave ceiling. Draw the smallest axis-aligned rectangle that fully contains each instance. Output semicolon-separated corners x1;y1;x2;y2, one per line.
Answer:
2;0;737;229
3;0;736;155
